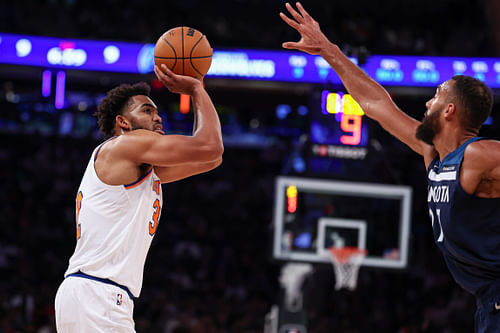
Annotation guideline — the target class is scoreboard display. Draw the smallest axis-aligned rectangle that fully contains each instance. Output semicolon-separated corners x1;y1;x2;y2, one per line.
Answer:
308;90;370;165
310;90;369;147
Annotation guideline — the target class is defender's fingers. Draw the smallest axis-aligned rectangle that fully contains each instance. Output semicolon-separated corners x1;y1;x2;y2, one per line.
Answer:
280;12;300;30
285;2;304;24
282;42;300;50
296;2;312;21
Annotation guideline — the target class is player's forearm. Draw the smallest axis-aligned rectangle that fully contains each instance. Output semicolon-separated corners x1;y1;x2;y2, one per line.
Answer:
192;101;198;135
190;86;223;152
320;43;395;121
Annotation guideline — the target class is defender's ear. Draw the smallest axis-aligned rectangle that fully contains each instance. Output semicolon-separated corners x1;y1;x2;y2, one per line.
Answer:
443;103;457;120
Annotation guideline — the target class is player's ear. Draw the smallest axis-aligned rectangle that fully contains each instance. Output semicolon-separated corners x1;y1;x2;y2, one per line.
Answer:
116;115;130;130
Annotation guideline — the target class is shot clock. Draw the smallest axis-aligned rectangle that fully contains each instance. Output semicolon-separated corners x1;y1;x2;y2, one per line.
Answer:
310;91;369;147
308;90;369;163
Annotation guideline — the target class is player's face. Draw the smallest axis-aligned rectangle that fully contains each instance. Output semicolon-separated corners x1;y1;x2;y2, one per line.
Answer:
416;81;452;145
125;95;164;135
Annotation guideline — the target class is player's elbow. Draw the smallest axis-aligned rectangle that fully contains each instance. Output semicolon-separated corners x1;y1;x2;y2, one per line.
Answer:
214;155;223;167
211;142;224;160
200;141;224;162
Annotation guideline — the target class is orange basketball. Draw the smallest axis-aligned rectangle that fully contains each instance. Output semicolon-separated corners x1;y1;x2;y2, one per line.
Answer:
154;27;213;79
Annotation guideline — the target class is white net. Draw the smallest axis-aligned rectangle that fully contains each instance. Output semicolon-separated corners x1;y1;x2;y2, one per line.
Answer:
328;247;366;291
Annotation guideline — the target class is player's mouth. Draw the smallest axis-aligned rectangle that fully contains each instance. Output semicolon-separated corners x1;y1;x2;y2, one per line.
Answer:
154;124;164;135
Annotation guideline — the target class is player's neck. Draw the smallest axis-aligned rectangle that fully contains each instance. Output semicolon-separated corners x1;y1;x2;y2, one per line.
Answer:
434;127;476;161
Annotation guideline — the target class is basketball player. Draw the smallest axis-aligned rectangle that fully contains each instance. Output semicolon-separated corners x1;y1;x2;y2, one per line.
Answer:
54;64;223;332
281;3;500;332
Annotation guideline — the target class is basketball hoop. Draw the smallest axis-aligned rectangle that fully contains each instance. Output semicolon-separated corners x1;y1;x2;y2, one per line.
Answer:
328;246;366;291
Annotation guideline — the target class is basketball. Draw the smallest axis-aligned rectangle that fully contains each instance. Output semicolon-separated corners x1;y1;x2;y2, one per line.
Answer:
154;27;213;79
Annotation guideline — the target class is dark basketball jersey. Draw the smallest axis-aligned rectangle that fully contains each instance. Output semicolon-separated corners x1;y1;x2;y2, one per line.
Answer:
427;137;500;298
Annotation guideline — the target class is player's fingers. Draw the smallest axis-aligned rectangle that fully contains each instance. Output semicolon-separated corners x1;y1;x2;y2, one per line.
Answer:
154;66;165;80
155;66;171;82
280;12;300;30
285;2;304;24
160;64;174;76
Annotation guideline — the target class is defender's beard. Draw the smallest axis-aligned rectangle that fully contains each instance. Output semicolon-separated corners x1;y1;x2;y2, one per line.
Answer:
416;111;441;146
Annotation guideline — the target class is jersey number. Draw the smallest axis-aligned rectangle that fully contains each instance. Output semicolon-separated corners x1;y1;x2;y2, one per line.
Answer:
429;208;444;242
153;180;160;195
75;191;83;240
149;199;160;236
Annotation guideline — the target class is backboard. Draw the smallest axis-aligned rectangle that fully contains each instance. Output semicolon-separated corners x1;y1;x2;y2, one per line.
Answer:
272;176;412;269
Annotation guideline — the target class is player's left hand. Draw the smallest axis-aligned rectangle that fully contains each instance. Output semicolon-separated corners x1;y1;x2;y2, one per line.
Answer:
280;2;333;55
154;64;203;96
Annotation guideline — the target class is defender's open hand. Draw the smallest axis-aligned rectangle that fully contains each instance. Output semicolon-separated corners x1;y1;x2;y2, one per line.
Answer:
280;2;332;55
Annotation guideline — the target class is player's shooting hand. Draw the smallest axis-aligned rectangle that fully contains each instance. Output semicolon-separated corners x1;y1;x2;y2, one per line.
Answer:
154;64;203;96
280;2;332;55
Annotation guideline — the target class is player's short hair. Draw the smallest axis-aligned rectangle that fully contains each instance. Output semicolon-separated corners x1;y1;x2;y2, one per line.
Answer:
94;82;151;139
451;75;493;130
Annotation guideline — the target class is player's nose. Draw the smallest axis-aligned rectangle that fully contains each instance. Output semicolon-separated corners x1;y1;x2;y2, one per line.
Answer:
153;113;162;123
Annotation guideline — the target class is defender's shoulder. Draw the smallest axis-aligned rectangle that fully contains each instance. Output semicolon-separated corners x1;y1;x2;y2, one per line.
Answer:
465;139;500;169
466;139;500;156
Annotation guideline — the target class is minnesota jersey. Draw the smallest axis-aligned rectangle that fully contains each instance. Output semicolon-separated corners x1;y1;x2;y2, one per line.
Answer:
65;140;163;298
427;137;500;298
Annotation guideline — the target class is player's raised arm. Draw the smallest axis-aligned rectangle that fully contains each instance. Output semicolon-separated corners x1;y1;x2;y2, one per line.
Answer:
119;65;223;168
280;2;435;159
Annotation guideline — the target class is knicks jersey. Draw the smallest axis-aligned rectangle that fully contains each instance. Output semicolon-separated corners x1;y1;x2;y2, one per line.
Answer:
427;137;500;298
64;140;163;298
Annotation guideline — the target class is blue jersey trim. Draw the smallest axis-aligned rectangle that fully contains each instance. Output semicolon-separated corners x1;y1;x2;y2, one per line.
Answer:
94;136;118;162
441;137;483;165
124;168;153;189
428;137;484;173
67;271;135;300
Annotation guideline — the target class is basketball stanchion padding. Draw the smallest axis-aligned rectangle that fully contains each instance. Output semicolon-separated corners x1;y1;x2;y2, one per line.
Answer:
328;246;367;291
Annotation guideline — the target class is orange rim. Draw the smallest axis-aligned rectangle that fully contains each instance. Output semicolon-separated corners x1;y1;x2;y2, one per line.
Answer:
329;246;367;265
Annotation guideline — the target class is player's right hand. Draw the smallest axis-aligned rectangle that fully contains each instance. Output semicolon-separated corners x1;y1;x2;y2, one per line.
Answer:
280;2;333;55
154;64;203;96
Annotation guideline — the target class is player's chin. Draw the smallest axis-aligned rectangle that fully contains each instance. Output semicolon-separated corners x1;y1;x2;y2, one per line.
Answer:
154;129;165;135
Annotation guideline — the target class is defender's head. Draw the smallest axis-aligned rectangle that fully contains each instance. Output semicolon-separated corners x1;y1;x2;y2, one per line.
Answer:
416;75;493;145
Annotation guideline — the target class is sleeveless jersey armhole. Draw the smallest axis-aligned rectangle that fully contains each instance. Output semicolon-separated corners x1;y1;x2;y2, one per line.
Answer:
94;136;118;162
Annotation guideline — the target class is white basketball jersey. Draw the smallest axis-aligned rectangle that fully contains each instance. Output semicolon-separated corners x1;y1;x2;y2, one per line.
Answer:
65;141;163;297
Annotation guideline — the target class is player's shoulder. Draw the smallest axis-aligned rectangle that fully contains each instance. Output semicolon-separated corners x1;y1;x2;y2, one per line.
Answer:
112;129;159;146
98;130;152;156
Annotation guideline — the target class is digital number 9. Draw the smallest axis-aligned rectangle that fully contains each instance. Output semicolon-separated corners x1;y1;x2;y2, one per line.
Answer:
340;114;362;145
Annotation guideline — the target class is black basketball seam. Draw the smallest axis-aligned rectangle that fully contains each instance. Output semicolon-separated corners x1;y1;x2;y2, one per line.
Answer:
190;34;209;77
154;55;212;59
181;26;185;75
161;37;177;71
